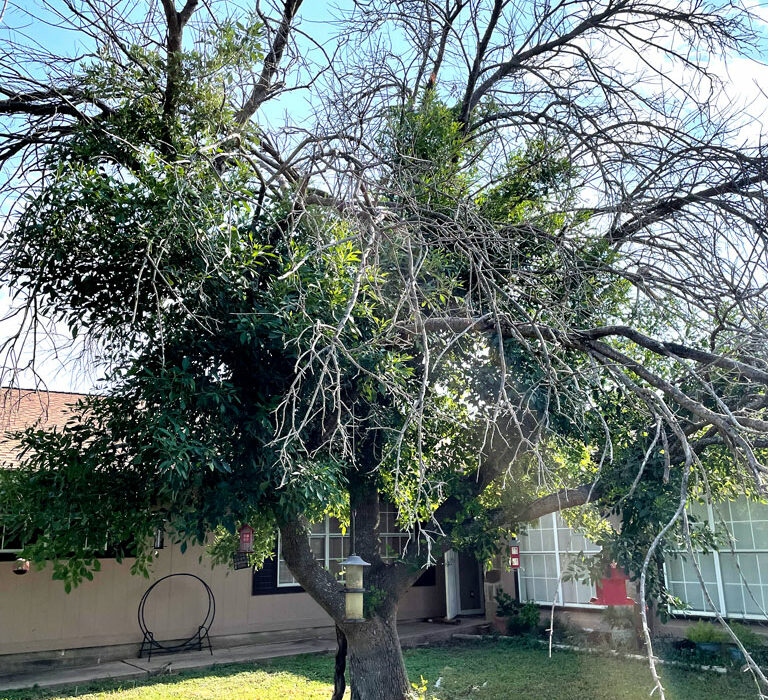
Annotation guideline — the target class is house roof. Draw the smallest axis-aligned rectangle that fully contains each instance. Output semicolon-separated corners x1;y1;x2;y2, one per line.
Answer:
0;389;90;467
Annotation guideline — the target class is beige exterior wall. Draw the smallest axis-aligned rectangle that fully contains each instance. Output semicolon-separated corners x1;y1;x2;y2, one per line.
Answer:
0;543;446;657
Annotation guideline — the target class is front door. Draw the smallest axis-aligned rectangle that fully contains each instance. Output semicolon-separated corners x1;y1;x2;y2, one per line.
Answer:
444;549;485;618
457;551;484;614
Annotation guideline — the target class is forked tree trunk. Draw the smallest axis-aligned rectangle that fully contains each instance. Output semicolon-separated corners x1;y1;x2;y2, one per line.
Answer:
344;614;410;700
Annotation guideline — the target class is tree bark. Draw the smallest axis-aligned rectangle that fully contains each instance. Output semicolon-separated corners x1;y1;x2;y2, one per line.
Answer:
331;624;347;700
344;614;410;700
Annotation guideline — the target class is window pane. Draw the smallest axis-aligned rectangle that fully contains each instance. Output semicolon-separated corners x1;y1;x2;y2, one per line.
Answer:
310;536;325;560
739;553;759;583
527;530;542;551
752;520;768;547
719;554;741;584
724;584;745;615
278;561;297;586
731;523;754;550
729;498;751;522
750;501;768;521
744;588;763;615
329;536;346;559
666;556;684;582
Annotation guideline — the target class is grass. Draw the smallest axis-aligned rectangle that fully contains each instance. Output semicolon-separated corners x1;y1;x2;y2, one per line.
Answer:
0;639;760;700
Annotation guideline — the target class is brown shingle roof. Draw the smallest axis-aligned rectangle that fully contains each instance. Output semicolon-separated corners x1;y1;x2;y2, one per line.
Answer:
0;389;90;468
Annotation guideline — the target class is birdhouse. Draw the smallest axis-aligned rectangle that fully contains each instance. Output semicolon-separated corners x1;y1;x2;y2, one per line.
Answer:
238;524;254;553
590;563;635;606
13;558;30;576
341;554;370;621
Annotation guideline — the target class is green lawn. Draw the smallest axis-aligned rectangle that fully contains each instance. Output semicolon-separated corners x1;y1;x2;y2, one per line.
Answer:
0;640;759;700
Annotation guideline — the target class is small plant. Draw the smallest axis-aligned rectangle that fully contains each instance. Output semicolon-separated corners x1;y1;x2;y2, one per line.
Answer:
686;621;729;644
409;675;428;700
494;588;540;635
494;587;519;617
519;601;541;629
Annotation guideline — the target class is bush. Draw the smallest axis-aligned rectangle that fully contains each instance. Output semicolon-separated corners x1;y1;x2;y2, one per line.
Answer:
729;622;764;650
494;588;540;635
519;601;541;629
685;621;729;644
494;588;519;617
685;620;765;648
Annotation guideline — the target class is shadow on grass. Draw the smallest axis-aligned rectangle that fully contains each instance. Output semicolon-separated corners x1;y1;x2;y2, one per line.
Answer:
0;639;760;700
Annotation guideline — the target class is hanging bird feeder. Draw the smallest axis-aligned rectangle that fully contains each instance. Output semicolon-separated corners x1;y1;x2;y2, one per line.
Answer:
238;524;254;553
340;554;370;621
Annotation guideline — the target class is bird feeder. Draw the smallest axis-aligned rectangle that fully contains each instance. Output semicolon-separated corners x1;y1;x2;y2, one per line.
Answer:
590;563;635;606
238;524;254;553
341;554;370;621
13;558;30;576
509;545;520;569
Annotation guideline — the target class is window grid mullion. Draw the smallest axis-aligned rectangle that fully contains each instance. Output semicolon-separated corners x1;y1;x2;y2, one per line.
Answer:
708;503;728;616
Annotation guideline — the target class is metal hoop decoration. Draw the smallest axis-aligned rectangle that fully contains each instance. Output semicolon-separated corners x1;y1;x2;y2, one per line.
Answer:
137;573;216;659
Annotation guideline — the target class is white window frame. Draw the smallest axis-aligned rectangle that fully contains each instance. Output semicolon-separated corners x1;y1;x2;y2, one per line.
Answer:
518;497;768;620
275;508;414;588
0;517;23;554
518;512;604;609
379;505;412;562
666;498;768;620
276;517;350;588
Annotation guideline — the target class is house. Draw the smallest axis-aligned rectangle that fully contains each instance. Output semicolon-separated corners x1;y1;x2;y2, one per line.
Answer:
5;389;764;673
0;389;486;672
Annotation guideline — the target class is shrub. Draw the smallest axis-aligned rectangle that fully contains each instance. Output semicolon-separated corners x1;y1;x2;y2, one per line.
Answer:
519;601;541;629
729;622;764;650
494;588;519;617
686;621;729;644
494;588;540;635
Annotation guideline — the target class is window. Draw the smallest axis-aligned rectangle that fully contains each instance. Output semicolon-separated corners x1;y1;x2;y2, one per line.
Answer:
379;505;412;561
277;517;349;588
517;497;768;619
256;507;434;595
666;498;768;619
0;517;23;561
517;512;601;607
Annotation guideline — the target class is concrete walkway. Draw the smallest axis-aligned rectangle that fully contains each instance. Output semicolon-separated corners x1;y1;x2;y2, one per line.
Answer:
0;618;487;694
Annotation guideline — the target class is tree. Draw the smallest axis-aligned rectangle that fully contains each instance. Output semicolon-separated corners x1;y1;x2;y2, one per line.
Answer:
1;1;768;698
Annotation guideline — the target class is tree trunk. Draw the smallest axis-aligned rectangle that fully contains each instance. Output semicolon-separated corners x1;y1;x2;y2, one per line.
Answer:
344;615;410;700
331;624;347;700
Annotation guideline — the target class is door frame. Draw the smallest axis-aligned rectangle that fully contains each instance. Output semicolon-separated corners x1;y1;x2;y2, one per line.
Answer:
444;549;459;619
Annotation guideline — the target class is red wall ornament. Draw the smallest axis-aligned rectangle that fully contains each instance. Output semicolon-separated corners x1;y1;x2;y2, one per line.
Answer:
590;563;635;606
